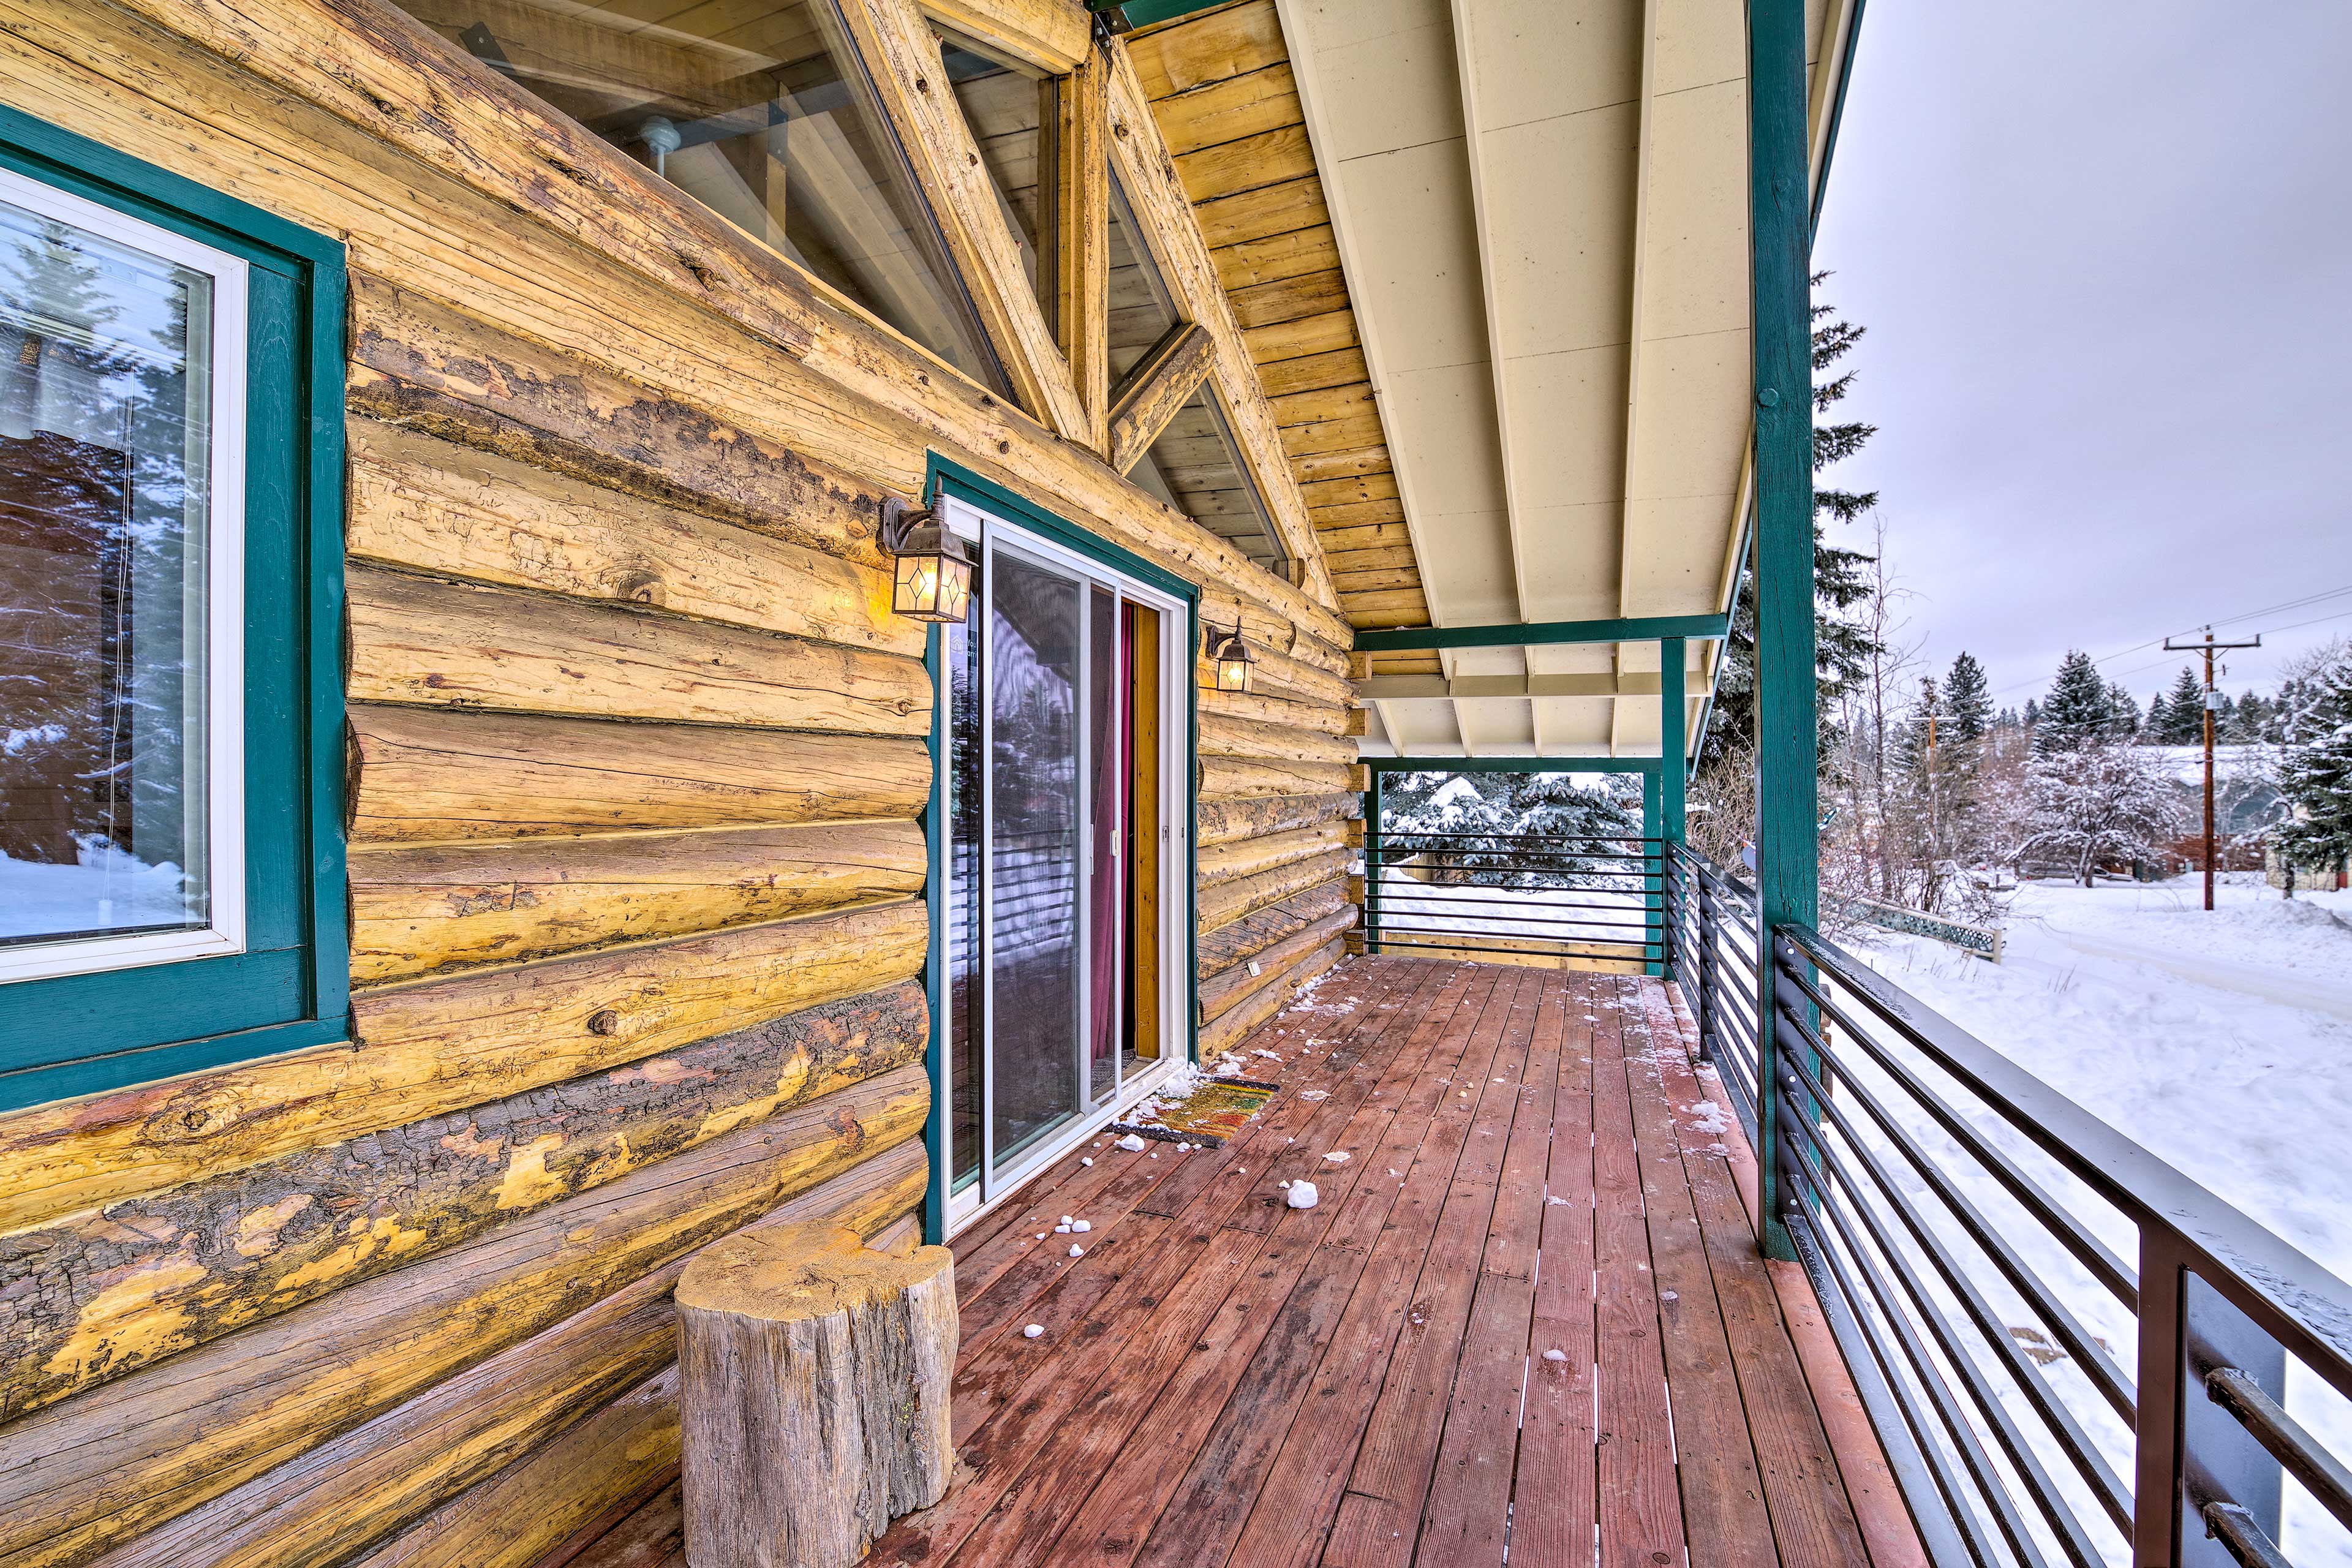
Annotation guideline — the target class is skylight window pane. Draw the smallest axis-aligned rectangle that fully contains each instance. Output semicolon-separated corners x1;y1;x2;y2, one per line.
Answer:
1132;386;1286;576
1106;172;1181;394
939;28;1057;332
410;0;1003;389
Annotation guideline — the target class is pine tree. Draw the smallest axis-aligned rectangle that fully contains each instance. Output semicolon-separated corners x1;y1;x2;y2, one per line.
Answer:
1699;273;1884;769
2275;647;2352;873
2106;680;2141;740
2035;652;2114;755
2024;698;2042;729
1944;652;1992;743
2155;666;2204;744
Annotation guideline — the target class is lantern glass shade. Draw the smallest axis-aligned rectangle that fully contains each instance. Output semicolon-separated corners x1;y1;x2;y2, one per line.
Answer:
1213;630;1254;693
891;522;974;622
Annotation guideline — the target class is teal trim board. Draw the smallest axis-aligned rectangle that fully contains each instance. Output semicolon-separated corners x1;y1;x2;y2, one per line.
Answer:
1354;614;1729;654
1747;0;1819;1261
1366;756;1664;775
0;108;349;1114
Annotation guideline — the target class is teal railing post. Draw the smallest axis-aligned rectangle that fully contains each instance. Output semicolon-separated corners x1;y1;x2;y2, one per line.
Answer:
1661;636;1687;981
1642;769;1662;976
1363;769;1383;954
1749;0;1818;1262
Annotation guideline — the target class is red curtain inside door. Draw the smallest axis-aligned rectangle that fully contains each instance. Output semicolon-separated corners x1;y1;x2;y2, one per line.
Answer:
1088;607;1131;1087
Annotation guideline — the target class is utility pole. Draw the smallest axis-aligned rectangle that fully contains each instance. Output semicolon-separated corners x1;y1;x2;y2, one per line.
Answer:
2164;627;2262;910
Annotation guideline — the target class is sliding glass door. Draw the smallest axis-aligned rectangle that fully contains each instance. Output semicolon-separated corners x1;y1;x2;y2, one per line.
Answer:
941;496;1185;1229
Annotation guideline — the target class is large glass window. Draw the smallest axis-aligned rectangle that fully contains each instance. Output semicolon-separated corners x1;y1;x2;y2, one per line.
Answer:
1131;383;1288;575
0;113;347;1114
0;171;244;978
1106;170;1182;394
938;27;1057;332
408;0;1003;388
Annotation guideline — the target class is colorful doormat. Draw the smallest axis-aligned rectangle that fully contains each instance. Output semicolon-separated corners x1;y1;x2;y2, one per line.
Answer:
1112;1077;1280;1147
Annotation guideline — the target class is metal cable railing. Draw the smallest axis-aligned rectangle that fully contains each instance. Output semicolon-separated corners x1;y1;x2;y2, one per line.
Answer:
1661;842;2352;1567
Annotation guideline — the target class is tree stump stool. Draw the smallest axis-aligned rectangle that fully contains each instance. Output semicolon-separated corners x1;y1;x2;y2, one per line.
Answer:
675;1222;956;1568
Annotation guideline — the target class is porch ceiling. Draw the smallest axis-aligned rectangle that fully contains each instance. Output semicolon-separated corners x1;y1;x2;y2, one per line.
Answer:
1147;0;1861;759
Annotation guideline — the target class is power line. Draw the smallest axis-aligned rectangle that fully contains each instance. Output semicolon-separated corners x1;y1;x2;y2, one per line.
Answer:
1985;581;2352;698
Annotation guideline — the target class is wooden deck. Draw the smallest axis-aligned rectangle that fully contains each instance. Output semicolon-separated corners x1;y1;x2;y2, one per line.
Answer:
553;957;1914;1568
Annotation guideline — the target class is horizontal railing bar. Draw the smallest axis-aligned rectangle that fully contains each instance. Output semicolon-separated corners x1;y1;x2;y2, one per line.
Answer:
1365;938;1660;964
1774;944;2140;1311
1781;925;2352;1405
2199;1501;2295;1568
2204;1366;2352;1537
1785;1150;2060;1568
1769;967;2138;1421
1785;1206;1981;1566
1776;1014;2134;1541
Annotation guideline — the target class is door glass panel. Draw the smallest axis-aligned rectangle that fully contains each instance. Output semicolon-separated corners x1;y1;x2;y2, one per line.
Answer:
0;198;213;947
401;0;1004;390
989;544;1082;1171
1130;385;1287;575
1106;172;1180;393
947;549;983;1193
1085;583;1119;1106
940;28;1056;332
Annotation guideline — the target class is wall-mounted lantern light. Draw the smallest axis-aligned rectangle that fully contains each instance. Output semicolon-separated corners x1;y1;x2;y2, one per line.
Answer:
881;489;973;624
1207;621;1254;693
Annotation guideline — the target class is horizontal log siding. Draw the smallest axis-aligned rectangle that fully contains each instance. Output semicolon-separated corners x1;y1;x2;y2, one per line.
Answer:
0;1;1365;1564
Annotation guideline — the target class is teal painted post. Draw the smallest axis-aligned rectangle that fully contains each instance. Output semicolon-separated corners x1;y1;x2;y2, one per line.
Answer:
1642;771;1662;977
1749;0;1818;1261
1661;637;1687;981
1363;771;1383;953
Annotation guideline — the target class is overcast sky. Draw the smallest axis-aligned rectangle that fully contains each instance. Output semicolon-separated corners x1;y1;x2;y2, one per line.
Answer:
1810;0;2352;713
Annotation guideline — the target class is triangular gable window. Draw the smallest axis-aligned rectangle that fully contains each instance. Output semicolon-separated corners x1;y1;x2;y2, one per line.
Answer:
1130;385;1287;576
418;0;1005;390
937;28;1058;334
1106;171;1182;398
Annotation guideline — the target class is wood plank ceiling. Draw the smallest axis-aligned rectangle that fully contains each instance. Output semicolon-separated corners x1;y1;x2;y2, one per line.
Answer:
1127;2;1441;679
1134;0;1861;757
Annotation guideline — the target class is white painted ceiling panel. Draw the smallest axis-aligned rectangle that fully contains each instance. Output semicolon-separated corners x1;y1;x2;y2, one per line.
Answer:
1281;0;1861;758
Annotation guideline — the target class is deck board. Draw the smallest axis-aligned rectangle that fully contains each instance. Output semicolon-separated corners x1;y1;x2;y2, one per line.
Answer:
557;957;1904;1568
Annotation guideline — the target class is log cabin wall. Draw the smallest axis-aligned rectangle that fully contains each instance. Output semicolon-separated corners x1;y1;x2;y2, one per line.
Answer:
0;0;1362;1562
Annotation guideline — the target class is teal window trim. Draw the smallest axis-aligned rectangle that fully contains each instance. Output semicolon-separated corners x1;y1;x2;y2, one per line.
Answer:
919;456;1201;1242
0;108;349;1114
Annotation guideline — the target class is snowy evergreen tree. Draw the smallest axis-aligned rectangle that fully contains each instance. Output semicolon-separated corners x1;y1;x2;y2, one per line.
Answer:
2274;646;2352;873
1943;652;1992;744
2019;744;2190;886
2106;680;2141;740
2034;651;2116;755
2023;698;2042;729
2154;666;2205;744
1699;274;1883;769
1384;771;1642;885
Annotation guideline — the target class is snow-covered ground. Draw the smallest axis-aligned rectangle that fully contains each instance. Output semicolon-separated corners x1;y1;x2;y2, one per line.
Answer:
1824;874;2352;1564
0;843;197;943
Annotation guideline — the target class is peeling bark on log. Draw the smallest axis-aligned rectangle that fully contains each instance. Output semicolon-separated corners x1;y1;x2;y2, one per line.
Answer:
0;1070;929;1568
350;821;925;982
1194;791;1359;848
1198;756;1364;801
1197;908;1357;1023
347;704;929;845
1194;683;1352;736
346;419;917;656
0;984;924;1419
0;903;924;1238
81;1144;925;1568
1195;879;1349;981
347;567;931;736
1196;823;1349;887
1197;850;1354;935
1196;939;1348;1059
676;1225;956;1568
1197;712;1357;767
